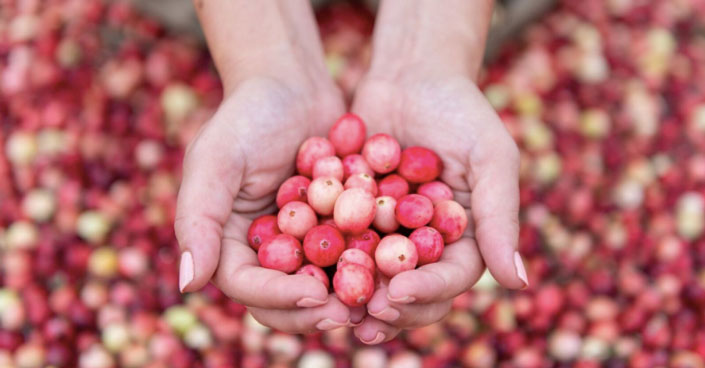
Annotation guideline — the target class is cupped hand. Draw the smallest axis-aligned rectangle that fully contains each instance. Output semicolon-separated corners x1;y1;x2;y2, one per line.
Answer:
174;76;355;333
349;70;527;343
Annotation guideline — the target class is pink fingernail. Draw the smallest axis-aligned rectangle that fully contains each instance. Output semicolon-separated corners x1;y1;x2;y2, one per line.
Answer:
387;294;415;304
369;308;400;322
362;332;386;345
296;297;327;308
316;319;348;331
179;251;194;293
514;251;529;288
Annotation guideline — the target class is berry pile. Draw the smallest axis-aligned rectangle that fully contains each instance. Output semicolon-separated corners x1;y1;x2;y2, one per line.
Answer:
248;114;467;307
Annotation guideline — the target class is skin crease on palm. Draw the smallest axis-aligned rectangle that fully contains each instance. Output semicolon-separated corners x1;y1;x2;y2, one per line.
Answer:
176;0;526;340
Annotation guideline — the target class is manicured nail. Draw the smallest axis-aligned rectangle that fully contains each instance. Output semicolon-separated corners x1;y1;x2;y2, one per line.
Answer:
179;251;194;293
370;308;400;322
316;319;348;331
362;332;386;345
514;251;529;288
387;294;415;304
296;297;327;308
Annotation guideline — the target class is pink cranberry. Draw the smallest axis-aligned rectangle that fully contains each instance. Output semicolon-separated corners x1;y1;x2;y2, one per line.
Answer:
277;201;317;239
307;177;344;216
303;225;345;267
344;173;378;196
345;229;381;256
328;113;366;156
257;234;303;273
429;200;468;243
319;217;337;228
398;147;443;183
296;137;335;177
333;263;374;307
377;174;410;199
312;156;344;182
333;188;376;234
296;264;330;289
373;196;399;233
409;226;444;265
276;176;311;209
375;234;418;277
342;154;374;180
395;194;434;229
417;181;454;204
247;215;281;251
362;133;401;174
338;248;375;274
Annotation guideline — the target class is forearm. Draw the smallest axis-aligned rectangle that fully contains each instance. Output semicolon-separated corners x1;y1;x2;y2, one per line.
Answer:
194;0;330;93
368;0;494;81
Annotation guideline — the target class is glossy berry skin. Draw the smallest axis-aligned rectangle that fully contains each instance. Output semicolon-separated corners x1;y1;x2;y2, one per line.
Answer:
307;177;344;216
344;173;378;196
338;248;375;274
342;154;374;180
398;146;443;183
277;201;318;240
303;225;345;267
429;200;468;243
373;196;399;233
312;156;344;182
378;174;410;200
362;134;401;174
395;194;434;229
276;176;311;208
375;234;418;277
333;188;376;234
345;229;381;256
247;215;281;251
409;226;444;265
417;181;454;204
328;113;366;156
296;264;330;289
296;137;335;177
333;263;374;307
258;234;303;273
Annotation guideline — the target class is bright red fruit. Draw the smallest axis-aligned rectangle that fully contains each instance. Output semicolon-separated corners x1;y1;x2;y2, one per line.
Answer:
398;146;443;183
328;113;366;156
345;229;381;256
257;234;303;273
409;226;444;265
246;215;281;251
377;174;410;199
276;176;311;208
303;225;345;267
395;194;434;229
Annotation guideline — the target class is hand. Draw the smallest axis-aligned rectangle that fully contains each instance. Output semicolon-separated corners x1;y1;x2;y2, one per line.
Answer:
349;69;526;342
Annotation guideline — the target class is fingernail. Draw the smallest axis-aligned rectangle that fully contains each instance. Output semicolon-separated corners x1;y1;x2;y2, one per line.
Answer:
316;319;348;331
362;332;386;345
349;317;364;327
514;251;529;288
369;308;400;322
387;294;415;304
179;251;194;293
296;297;328;308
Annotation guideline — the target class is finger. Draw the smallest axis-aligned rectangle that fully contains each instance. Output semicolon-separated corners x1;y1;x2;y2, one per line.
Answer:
174;123;246;293
212;228;330;309
350;306;367;326
248;295;351;334
353;316;401;345
386;238;484;304
468;123;527;289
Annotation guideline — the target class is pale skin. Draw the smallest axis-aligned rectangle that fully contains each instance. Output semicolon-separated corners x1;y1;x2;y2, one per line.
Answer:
176;0;527;341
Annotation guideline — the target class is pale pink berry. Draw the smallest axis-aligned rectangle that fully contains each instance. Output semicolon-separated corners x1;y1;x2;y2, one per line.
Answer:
296;137;335;177
377;174;410;200
429;200;468;243
342;154;374;180
333;263;374;307
345;229;380;256
373;196;399;233
312;156;344;182
307;177;344;216
277;201;317;239
258;234;303;273
303;225;345;267
395;194;433;229
344;173;378;196
333;188;376;234
338;248;375;274
398;146;443;183
362;134;401;174
417;181;453;204
296;264;330;289
375;234;418;277
247;215;281;251
409;226;444;265
328;113;366;156
276;176;311;209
